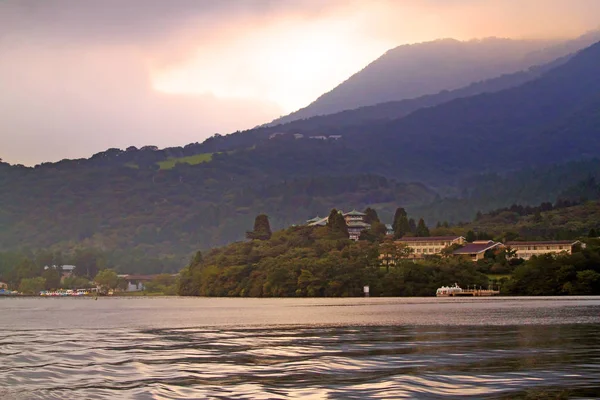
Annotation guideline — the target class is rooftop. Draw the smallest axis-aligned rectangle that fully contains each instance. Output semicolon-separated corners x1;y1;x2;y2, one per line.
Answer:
453;241;502;255
398;236;463;242
346;221;371;228
343;209;366;216
506;240;580;246
307;217;328;227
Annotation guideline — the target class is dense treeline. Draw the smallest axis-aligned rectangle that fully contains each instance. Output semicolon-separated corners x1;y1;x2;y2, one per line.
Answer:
504;240;600;295
453;201;600;242
178;224;489;297
0;166;433;272
177;217;600;297
0;247;108;292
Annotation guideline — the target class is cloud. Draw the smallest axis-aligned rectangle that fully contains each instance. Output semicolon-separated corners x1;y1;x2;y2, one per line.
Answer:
0;0;599;165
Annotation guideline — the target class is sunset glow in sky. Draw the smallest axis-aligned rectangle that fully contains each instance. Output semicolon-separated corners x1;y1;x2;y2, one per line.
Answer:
1;0;600;165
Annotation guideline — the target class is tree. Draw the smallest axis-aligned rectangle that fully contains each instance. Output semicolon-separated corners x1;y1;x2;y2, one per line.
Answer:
465;230;476;243
190;251;204;269
42;267;62;290
532;209;543;223
19;277;46;294
392;207;410;238
363;207;380;224
327;209;349;239
72;248;105;278
359;221;387;242
415;218;430;237
63;276;92;289
589;228;598;238
94;269;119;292
246;214;272;240
408;218;417;234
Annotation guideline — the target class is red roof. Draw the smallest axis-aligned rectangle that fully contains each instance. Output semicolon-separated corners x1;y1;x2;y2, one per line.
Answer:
453;241;502;255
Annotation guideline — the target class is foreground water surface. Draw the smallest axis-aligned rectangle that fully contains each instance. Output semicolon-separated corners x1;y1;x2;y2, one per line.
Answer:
1;296;599;399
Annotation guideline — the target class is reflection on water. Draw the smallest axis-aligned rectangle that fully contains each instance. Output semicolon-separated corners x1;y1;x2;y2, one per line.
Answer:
1;297;599;399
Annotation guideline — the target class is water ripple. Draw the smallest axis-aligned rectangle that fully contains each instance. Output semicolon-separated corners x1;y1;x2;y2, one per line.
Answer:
1;297;600;399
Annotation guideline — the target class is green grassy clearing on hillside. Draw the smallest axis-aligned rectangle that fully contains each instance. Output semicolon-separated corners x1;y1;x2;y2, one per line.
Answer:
157;153;214;170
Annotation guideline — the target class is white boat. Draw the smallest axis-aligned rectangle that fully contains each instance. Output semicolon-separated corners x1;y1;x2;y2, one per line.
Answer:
436;283;463;297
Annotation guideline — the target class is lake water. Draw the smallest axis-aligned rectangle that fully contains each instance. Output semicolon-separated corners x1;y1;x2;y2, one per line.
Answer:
1;297;599;399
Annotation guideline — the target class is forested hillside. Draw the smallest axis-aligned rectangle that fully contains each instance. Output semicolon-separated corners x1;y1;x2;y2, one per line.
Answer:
177;212;600;298
1;41;600;274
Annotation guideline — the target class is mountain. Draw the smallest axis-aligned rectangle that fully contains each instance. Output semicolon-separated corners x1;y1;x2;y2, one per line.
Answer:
2;40;600;275
361;39;600;176
272;31;600;125
264;54;570;133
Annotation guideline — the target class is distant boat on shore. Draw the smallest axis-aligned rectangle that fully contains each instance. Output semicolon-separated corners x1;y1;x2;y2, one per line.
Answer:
436;283;500;297
436;283;464;297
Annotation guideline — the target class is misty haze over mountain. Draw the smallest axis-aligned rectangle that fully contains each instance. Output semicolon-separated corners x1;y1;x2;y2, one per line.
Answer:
272;30;600;125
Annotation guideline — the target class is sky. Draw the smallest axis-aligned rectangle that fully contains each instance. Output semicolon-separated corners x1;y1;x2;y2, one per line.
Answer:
1;0;600;165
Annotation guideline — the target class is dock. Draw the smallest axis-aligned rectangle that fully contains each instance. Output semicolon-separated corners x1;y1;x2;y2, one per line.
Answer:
447;289;500;297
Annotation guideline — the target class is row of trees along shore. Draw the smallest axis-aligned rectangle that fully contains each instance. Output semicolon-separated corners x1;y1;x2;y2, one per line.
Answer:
178;209;600;297
0;248;177;295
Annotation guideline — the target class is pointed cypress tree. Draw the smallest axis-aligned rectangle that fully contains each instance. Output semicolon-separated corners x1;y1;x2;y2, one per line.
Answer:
415;218;430;237
465;230;476;243
392;207;410;238
363;207;380;224
246;214;272;240
327;209;349;238
408;218;417;234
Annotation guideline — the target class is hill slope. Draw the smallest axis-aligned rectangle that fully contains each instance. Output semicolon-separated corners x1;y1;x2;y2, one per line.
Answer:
2;41;600;274
272;31;600;124
265;54;570;133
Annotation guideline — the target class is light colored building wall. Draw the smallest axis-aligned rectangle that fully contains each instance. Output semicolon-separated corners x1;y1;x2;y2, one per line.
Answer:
399;237;465;258
510;243;576;260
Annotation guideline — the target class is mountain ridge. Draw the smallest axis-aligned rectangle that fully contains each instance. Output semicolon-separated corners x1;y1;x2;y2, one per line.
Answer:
271;31;600;125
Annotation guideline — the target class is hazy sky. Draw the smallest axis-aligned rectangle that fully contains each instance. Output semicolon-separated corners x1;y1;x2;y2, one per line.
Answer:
1;0;600;165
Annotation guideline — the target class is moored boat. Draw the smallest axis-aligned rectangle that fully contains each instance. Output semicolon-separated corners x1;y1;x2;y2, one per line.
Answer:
436;283;463;297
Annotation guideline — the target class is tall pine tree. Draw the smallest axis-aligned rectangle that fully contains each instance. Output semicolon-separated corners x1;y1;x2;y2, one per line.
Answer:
408;218;417;234
363;207;380;224
415;218;430;237
392;207;411;239
246;214;272;240
327;209;349;239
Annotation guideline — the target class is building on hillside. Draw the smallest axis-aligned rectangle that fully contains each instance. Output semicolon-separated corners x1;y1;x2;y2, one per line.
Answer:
306;209;376;241
452;240;504;262
505;240;583;260
44;264;77;280
306;216;325;225
385;224;394;236
343;209;366;223
118;274;158;292
397;236;466;258
342;210;368;241
307;216;328;227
